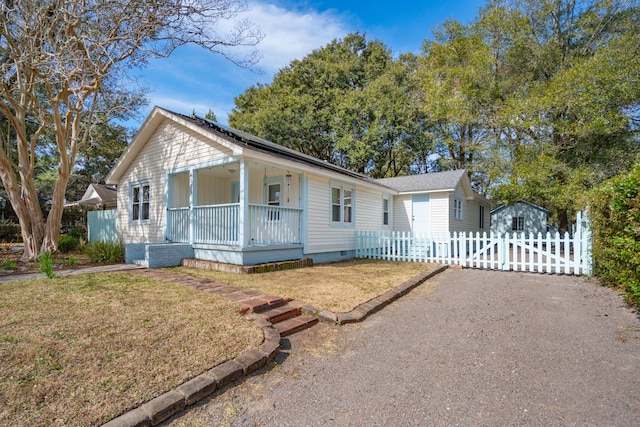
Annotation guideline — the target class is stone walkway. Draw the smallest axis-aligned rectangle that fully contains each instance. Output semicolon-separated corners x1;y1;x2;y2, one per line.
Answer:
0;263;145;282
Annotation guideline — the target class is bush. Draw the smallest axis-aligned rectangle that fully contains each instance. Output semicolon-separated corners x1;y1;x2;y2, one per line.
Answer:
66;227;86;240
39;251;55;279
590;158;640;308
0;224;21;243
58;235;80;253
84;240;124;264
1;258;17;270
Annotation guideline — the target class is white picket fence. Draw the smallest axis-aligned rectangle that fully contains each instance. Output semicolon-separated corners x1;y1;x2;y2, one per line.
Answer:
356;211;592;275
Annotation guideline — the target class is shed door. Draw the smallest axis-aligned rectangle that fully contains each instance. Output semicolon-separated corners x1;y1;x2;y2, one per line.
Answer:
412;194;430;233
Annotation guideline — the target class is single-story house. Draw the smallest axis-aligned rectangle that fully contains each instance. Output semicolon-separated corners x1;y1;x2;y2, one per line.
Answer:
104;107;490;267
65;183;117;209
490;201;550;236
376;171;490;235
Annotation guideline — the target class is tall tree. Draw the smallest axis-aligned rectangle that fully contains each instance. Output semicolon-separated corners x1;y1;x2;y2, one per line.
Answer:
230;33;432;176
483;0;640;229
417;0;640;227
0;0;262;260
417;19;501;191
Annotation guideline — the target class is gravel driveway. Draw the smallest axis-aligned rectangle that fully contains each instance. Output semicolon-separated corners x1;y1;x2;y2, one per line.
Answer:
164;269;640;427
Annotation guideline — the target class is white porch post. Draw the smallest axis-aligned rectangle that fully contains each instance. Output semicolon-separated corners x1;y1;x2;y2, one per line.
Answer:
189;168;196;244
300;173;308;250
238;159;249;247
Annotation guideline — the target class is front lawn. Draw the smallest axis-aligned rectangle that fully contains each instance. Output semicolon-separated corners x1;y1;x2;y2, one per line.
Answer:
0;259;437;426
0;272;262;426
176;259;438;312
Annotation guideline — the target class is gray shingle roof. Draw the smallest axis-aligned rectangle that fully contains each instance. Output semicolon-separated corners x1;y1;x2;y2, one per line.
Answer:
375;170;467;192
90;184;117;201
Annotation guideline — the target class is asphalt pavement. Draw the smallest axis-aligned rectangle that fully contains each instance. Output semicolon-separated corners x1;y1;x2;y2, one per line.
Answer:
164;268;640;427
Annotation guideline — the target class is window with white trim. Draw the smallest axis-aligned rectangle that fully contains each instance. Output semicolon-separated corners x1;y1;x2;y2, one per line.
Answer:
512;216;524;231
479;205;485;229
382;197;390;226
454;198;463;221
131;182;150;222
331;182;354;225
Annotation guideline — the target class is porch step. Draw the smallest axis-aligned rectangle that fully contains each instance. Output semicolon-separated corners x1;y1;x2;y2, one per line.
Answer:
132;259;148;267
273;315;319;337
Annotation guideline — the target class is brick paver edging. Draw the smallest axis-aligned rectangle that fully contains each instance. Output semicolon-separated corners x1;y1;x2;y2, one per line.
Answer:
317;264;449;325
101;325;280;427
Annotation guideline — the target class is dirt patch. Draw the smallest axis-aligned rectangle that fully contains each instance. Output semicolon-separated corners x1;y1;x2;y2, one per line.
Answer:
0;243;102;277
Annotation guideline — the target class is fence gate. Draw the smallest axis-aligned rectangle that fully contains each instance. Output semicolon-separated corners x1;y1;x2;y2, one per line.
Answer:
356;211;592;275
87;209;118;243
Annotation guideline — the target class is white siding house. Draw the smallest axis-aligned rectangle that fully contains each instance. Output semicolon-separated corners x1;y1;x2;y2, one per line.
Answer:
490;201;550;236
105;107;489;267
376;171;491;235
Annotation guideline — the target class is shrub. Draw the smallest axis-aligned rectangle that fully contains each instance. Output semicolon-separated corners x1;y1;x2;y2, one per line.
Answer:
66;227;87;240
590;158;640;308
1;258;17;270
39;251;55;279
0;224;21;242
84;240;124;264
58;235;80;253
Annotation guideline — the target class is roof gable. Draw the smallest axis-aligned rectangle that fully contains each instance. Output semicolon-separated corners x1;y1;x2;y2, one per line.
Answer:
375;170;474;198
491;200;550;215
106;107;243;184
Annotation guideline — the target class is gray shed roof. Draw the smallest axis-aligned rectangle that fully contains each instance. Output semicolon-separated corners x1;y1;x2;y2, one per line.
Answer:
375;170;467;193
491;200;550;215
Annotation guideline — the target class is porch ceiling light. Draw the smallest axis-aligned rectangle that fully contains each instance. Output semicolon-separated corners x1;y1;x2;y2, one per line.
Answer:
227;167;237;174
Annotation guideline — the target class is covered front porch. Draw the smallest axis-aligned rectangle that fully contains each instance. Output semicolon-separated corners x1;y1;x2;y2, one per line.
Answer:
164;158;305;264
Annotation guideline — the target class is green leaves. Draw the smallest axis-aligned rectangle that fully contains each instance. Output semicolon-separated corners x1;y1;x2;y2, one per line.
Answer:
230;33;431;177
590;158;640;306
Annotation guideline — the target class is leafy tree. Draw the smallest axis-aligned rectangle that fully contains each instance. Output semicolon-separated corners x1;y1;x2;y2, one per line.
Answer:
204;109;218;122
0;0;262;260
418;0;640;228
417;19;501;190
230;33;432;176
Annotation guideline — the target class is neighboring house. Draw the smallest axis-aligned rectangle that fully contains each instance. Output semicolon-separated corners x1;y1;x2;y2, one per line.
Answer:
376;171;490;235
490;201;550;236
104;107;490;267
66;183;117;209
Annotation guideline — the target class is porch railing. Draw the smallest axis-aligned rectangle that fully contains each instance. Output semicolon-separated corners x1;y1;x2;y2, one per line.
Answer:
166;207;190;243
248;204;302;245
166;203;301;246
193;203;239;245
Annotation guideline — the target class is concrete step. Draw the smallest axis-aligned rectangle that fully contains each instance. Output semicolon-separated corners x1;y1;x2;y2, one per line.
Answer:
273;315;319;337
259;304;302;324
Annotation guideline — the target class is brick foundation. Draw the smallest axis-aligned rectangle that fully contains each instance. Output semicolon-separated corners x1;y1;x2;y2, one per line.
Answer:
182;258;313;274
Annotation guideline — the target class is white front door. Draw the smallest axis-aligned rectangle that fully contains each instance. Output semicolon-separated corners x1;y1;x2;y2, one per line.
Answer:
412;194;430;233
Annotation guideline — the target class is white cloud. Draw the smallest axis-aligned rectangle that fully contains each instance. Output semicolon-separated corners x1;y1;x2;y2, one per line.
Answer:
235;2;351;73
137;2;352;126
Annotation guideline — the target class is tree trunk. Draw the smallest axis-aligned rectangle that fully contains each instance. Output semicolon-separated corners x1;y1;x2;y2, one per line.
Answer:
558;208;569;234
0;159;45;261
41;166;72;253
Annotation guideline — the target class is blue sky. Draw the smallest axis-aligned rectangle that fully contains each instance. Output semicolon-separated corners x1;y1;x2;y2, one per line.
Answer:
133;0;486;127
